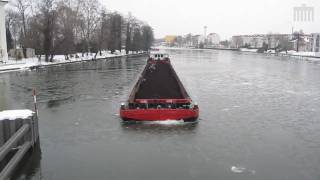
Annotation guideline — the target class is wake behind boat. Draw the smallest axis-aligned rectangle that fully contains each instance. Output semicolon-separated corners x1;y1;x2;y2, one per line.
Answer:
120;53;199;122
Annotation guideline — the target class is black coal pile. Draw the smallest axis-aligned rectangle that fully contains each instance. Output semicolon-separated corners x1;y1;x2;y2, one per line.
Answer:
135;62;186;99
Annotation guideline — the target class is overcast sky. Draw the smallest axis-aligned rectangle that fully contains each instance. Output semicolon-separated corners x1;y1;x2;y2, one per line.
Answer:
102;0;320;40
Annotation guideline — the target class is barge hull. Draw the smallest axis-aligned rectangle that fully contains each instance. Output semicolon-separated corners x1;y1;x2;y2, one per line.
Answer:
121;109;199;122
120;54;199;122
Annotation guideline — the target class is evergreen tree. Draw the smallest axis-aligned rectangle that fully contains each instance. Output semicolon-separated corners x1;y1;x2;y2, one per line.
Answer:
141;25;154;51
132;28;142;51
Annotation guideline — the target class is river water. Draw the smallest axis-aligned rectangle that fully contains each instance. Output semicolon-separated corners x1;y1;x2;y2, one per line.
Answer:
1;49;320;180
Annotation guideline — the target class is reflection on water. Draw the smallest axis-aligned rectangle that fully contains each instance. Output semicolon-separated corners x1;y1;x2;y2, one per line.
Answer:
0;75;12;110
47;96;75;108
11;143;42;180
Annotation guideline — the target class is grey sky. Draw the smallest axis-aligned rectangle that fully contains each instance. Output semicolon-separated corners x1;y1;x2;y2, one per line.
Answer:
102;0;320;39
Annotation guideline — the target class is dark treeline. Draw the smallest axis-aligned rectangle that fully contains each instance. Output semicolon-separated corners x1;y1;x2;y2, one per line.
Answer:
5;0;154;61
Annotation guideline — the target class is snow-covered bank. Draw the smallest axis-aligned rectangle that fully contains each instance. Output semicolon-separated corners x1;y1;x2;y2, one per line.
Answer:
0;51;146;74
279;51;320;57
155;46;320;61
155;46;196;50
154;46;237;51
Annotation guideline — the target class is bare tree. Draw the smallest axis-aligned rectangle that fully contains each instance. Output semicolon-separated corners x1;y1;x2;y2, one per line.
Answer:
125;13;134;54
10;0;31;49
278;36;292;52
27;14;44;58
124;14;148;53
5;10;20;49
78;0;100;54
54;2;77;59
132;27;142;52
109;12;122;53
232;36;243;48
39;0;57;62
5;0;154;60
96;9;110;55
220;40;230;48
141;25;154;51
293;30;305;52
266;33;273;49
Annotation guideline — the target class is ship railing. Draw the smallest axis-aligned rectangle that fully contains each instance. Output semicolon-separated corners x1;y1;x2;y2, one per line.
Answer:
148;53;170;62
126;99;196;110
135;99;191;104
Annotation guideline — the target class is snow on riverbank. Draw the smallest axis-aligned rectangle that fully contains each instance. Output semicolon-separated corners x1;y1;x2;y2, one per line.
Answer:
155;46;195;50
280;51;320;57
0;51;145;73
241;49;320;59
239;48;258;53
155;46;320;60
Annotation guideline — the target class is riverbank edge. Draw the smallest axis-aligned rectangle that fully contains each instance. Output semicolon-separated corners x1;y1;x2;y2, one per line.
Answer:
0;52;148;74
214;48;320;60
157;47;320;60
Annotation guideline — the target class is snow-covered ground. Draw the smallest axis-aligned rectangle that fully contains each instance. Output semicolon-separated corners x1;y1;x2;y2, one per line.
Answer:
0;50;144;74
239;48;258;53
0;109;34;120
280;51;320;57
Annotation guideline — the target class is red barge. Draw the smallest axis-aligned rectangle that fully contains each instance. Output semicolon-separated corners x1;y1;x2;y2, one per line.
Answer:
120;53;199;122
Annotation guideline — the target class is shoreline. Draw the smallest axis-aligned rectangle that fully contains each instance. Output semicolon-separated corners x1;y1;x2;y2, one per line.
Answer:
0;52;148;74
156;46;320;60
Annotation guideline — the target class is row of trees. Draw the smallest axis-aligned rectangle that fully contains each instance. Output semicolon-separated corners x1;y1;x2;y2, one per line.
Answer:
6;0;154;61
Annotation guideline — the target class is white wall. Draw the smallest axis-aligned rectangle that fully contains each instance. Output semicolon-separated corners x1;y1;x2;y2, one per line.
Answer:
0;1;8;63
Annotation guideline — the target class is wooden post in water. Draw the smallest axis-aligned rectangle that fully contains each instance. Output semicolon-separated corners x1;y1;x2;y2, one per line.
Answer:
0;110;39;180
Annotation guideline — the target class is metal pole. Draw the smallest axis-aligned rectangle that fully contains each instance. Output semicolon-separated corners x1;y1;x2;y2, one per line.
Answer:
0;124;30;162
33;89;38;116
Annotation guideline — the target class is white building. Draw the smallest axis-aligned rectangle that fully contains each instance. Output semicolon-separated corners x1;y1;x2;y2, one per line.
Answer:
191;35;201;47
266;34;292;49
311;33;320;52
207;33;220;45
231;34;295;50
231;34;267;48
0;0;8;63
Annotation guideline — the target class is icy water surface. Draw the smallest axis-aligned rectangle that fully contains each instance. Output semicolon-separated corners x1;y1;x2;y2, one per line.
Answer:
1;50;320;180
